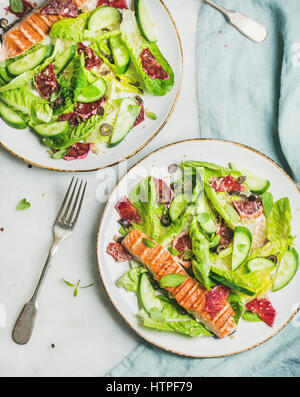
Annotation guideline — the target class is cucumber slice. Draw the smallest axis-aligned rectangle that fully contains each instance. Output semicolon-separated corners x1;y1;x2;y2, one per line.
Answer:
54;44;77;74
135;0;157;42
109;97;141;147
232;226;252;271
33;121;70;137
110;35;131;75
77;78;107;103
195;191;216;234
229;162;270;194
242;310;262;322
247;257;276;272
139;273;162;314
88;6;122;32
272;248;299;291
7;46;53;76
0;101;26;129
169;193;192;222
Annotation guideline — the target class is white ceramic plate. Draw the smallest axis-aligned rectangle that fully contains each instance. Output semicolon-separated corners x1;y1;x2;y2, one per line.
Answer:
0;0;182;171
97;139;300;357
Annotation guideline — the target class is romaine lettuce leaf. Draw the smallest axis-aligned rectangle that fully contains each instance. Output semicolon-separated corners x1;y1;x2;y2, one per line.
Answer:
116;266;148;292
138;296;212;337
228;292;244;324
50;12;91;42
266;197;294;258
129;176;163;241
120;10;174;96
190;216;212;290
0;87;52;123
43;115;101;149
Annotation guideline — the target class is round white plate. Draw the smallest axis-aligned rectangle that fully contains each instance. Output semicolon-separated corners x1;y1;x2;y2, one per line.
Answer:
97;139;300;357
0;0;182;172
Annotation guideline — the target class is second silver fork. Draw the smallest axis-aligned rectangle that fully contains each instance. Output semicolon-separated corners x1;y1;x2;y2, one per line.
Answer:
12;177;87;345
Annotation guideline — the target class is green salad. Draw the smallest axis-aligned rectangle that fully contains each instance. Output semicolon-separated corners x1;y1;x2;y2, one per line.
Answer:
0;1;174;160
108;160;299;337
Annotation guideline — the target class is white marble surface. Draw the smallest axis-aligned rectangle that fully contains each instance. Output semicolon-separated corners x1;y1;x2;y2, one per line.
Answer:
0;0;203;377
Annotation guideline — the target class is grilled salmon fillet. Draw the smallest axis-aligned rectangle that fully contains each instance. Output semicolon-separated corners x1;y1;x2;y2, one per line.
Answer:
1;0;89;60
122;229;236;338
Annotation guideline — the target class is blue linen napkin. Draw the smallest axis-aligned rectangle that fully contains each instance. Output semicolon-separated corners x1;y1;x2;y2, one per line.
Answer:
107;0;300;376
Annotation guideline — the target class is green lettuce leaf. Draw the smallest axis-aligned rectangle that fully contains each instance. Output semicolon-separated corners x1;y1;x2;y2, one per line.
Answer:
129;176;163;241
0;87;52;123
116;267;148;292
138;296;212;337
43;115;101;149
266;197;294;259
190;216;212;290
50;12;91;42
120;10;174;96
228;292;244;324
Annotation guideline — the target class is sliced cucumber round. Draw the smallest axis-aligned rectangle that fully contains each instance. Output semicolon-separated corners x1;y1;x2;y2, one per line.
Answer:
229;162;270;194
139;273;162;314
135;0;157;42
33;121;70;137
54;44;77;74
109;97;141;147
272;247;299;292
77;78;107;103
0;101;26;129
110;35;131;75
232;226;252;271
196;191;216;234
7;46;53;76
88;6;122;32
247;257;276;273
169;193;191;222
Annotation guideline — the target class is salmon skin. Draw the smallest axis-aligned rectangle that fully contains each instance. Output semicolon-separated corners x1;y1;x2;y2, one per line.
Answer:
1;0;89;60
122;229;237;338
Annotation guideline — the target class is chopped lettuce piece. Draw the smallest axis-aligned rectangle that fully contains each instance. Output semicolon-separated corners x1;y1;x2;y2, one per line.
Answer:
138;296;212;337
120;10;174;96
50;12;92;42
116;266;148;292
266;197;294;259
129;176;162;241
228;292;244;324
0;87;52;123
43;115;101;149
190;216;212;290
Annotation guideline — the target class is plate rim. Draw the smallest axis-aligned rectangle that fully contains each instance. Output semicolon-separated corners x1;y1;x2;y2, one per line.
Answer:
0;0;183;173
96;138;300;358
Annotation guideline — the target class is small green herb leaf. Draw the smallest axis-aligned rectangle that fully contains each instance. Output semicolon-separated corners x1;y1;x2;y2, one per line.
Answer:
262;191;273;218
80;283;94;289
160;273;187;287
149;307;165;322
63;278;75;287
16;198;31;211
10;0;24;13
142;238;156;249
183;249;194;260
168;247;180;256
73;286;79;297
145;110;157;120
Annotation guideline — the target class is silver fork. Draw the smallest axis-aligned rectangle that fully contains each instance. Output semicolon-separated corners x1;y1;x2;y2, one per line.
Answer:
12;177;87;345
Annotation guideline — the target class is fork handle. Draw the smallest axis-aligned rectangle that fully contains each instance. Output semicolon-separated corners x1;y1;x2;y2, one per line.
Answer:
12;300;38;345
12;245;58;345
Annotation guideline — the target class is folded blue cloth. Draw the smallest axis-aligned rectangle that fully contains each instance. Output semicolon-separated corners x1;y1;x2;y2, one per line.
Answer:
107;0;300;376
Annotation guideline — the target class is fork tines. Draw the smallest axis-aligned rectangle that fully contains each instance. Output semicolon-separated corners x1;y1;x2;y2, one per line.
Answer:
56;177;87;227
